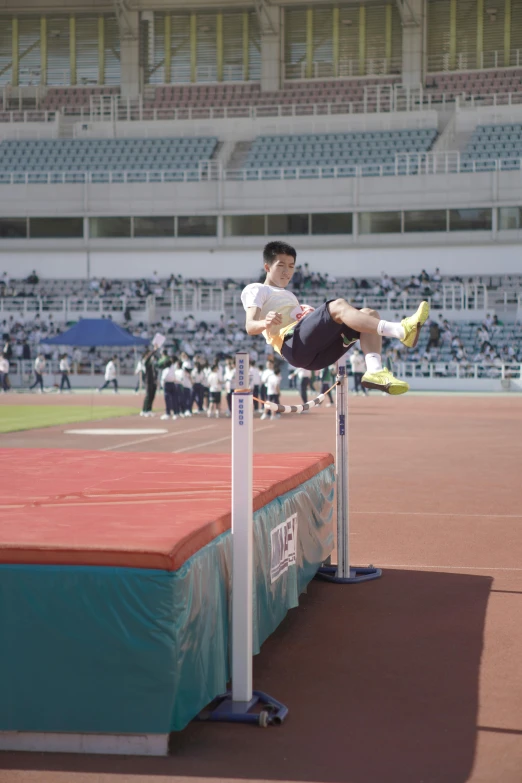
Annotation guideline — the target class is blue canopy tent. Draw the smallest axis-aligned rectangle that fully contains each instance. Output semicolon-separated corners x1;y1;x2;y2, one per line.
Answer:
45;319;149;348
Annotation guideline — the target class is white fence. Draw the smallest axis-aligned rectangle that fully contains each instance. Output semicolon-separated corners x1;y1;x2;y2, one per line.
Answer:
0;287;225;322
427;49;522;73
1;152;521;186
225;285;490;316
396;361;521;381
5;360;521;393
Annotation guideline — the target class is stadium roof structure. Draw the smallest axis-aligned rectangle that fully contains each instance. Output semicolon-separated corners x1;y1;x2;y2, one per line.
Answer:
44;319;149;347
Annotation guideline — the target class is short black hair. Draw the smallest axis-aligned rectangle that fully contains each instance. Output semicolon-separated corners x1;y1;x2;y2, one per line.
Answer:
263;241;297;265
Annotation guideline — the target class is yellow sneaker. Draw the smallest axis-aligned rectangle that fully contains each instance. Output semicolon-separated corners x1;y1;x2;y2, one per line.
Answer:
361;368;410;395
400;301;430;348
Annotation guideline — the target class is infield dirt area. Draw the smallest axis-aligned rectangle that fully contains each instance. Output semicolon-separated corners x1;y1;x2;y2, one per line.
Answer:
0;391;521;783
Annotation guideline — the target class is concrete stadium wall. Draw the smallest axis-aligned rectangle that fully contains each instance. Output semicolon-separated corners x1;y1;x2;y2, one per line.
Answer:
0;243;519;280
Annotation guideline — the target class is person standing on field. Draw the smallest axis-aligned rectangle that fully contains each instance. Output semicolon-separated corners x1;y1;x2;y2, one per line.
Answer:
59;353;72;392
29;353;46;393
98;356;119;393
349;349;368;396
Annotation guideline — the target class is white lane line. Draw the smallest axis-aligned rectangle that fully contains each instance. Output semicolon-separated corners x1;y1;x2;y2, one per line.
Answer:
66;428;167;436
377;564;522;572
101;423;216;451
353;511;522;519
172;425;274;454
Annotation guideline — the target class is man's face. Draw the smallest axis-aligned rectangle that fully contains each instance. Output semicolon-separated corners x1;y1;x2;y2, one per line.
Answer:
264;254;295;288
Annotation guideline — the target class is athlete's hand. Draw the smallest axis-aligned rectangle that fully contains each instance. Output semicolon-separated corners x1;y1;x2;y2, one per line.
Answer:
264;311;283;331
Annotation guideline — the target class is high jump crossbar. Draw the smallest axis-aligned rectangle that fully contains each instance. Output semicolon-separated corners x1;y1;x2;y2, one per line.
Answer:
200;351;380;728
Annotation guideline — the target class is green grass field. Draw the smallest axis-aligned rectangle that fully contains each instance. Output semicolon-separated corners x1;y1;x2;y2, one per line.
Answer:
0;406;139;434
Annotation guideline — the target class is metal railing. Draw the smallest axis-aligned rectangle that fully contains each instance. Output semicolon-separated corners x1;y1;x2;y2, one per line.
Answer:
225;285;489;317
427;49;522;73
0;287;225;319
0;295;147;318
7;359;522;385
396;361;521;380
0;110;57;125
284;59;403;80
2;152;520;185
0;89;521;127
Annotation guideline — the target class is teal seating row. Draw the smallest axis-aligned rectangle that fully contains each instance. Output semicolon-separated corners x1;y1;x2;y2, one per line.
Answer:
243;129;438;173
0;137;218;176
463;124;522;163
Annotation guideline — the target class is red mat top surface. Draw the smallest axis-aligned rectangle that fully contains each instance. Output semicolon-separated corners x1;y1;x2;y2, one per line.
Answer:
0;449;333;570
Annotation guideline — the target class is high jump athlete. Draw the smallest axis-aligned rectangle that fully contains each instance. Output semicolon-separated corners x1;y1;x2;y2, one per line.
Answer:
241;241;430;395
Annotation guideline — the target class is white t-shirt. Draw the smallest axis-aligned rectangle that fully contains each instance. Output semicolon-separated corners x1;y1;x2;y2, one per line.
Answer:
162;365;177;384
35;357;46;373
261;368;274;385
0;357;9;373
349;353;366;374
250;367;262;386
105;360;117;380
59;358;70;372
266;373;281;396
207;371;222;392
241;282;313;353
224;366;236;393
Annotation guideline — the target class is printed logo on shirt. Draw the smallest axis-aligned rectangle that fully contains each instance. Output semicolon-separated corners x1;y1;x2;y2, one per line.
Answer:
270;513;298;583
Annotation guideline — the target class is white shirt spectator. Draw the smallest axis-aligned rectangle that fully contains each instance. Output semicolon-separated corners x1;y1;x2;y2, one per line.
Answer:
105;360;117;381
35;356;46;374
250;366;262;386
349;352;366;374
261;367;274;386
0;356;9;374
291;368;312;381
59;357;70;373
161;365;177;386
150;271;160;284
224;366;236;393
266;373;281;396
207;370;222;392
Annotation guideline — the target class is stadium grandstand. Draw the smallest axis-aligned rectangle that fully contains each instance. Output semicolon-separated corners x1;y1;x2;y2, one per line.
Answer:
0;0;521;392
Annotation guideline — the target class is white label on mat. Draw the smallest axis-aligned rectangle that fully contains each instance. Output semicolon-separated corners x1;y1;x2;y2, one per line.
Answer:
270;513;298;584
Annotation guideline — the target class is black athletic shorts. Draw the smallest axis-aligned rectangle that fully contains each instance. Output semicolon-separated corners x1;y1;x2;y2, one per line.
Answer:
280;301;360;371
209;391;221;404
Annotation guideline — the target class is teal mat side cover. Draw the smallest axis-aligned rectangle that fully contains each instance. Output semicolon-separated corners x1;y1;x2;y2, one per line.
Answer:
0;465;334;734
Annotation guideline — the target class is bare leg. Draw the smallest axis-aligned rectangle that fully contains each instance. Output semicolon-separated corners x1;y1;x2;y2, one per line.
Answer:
328;300;382;334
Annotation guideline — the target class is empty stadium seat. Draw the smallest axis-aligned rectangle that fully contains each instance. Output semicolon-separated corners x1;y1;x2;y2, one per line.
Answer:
240;129;438;177
0;137;219;178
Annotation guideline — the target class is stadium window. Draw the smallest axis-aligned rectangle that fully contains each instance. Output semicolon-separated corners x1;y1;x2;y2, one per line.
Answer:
266;214;309;235
134;217;174;238
29;218;84;239
223;215;266;236
359;211;402;234
0;218;28;239
449;209;492;231
89;217;131;238
177;216;217;237
403;210;447;233
498;207;522;230
311;213;353;235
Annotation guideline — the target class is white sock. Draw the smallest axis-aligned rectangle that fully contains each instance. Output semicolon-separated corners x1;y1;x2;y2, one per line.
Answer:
365;353;383;374
377;320;405;340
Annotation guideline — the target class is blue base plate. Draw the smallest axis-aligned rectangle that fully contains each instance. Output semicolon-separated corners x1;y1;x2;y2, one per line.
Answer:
315;564;382;583
196;690;288;727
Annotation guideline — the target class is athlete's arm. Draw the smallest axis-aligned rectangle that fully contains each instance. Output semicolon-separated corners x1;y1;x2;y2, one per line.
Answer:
245;306;282;336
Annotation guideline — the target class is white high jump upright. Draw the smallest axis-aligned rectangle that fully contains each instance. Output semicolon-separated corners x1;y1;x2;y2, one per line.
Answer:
317;355;382;584
201;352;288;726
231;351;253;705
